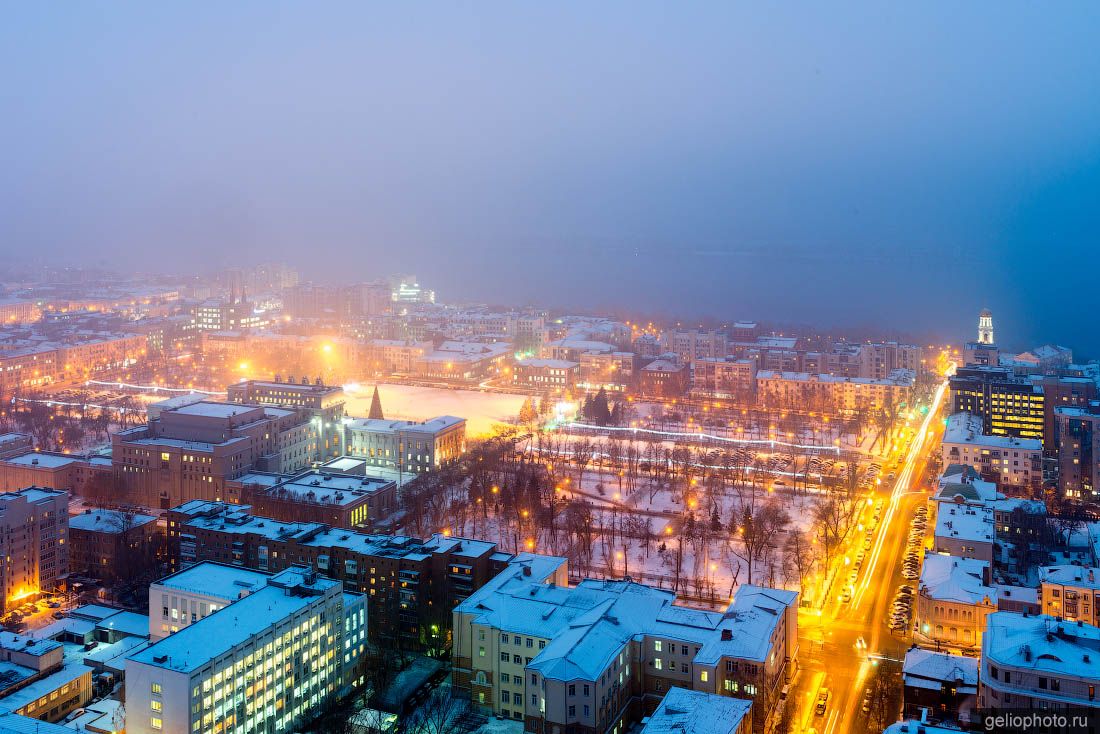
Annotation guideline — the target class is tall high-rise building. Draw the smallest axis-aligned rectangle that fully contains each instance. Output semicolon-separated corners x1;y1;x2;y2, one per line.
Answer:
978;308;995;345
0;488;69;611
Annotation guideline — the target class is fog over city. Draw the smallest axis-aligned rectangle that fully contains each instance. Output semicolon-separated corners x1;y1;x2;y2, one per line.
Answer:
3;4;1100;352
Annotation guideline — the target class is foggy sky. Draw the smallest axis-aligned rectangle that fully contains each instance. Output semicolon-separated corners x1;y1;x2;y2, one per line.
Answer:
3;4;1100;354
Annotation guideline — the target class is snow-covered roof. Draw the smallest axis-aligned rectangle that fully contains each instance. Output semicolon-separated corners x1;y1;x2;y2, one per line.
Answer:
171;401;256;419
902;648;978;692
919;555;995;605
1039;565;1100;591
0;663;92;714
935;504;994;546
983;612;1100;681
68;509;157;534
128;568;340;674
345;416;464;434
153;562;270;602
640;687;752;734
943;412;1042;452
516;358;578;369
2;453;77;469
0;712;73;734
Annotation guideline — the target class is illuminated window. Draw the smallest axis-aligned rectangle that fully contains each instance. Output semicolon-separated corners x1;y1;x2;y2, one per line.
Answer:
151;717;163;730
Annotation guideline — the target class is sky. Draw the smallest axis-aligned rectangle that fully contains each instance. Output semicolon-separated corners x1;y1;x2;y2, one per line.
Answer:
2;4;1100;354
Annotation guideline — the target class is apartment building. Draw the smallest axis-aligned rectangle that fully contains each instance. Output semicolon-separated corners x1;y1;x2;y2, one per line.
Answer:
126;567;363;734
639;687;752;734
979;612;1100;712
166;502;501;649
67;508;159;582
514;359;579;393
452;560;797;734
577;352;635;394
227;378;347;461
691;358;757;399
637;360;690;398
663;330;728;364
1039;566;1100;627
933;502;995;564
901;648;977;725
941;412;1042;492
0;452;112;497
113;401;315;508
344;416;465;475
1056;402;1100;501
755;369;914;414
0;488;68;611
915;555;996;651
228;466;397;529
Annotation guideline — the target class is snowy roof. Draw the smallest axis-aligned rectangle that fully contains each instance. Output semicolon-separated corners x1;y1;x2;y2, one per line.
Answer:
95;611;150;638
640;687;752;734
884;722;966;734
0;633;62;657
2;453;77;469
983;612;1100;680
68;605;126;623
642;359;683;372
129;568;339;673
271;471;393;504
0;712;73;734
0;663;92;713
153;562;270;601
1039;565;1100;591
695;586;798;666
935;504;994;546
171;401;255;419
943;413;1041;451
756;369;915;387
68;509;157;533
345;416;464;434
516;359;578;369
919;555;995;605
902;648;978;692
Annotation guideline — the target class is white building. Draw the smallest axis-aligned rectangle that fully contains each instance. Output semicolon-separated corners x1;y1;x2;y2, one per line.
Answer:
148;562;271;640
344;416;465;475
941;413;1042;491
979;612;1100;712
126;566;366;734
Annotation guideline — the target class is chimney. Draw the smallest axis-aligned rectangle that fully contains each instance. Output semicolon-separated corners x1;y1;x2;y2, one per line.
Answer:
721;629;733;641
522;566;532;577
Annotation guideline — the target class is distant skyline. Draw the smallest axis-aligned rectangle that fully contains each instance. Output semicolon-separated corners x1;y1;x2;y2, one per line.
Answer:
3;4;1099;353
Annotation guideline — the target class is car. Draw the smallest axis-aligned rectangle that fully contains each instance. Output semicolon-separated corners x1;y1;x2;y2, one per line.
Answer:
51;611;65;620
840;589;852;603
47;602;60;609
864;539;872;550
848;572;859;584
815;689;830;716
861;688;872;713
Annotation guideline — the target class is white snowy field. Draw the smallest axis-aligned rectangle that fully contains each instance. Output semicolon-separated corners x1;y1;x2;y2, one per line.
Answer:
344;383;525;436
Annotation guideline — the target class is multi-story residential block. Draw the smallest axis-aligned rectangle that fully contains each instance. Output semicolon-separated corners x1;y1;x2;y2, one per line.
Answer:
1039;566;1100;627
0;488;68;611
915;555;996;651
513;359;578;393
691;358;756;399
67;508;160;582
979;612;1100;712
638;360;690;398
577;351;634;393
949;366;1045;442
126;566;364;734
0;434;32;460
228;466;396;529
933;502;995;563
227;378;347;461
187;298;261;331
663;330;729;364
755;369;914;414
452;559;797;734
113;401;315;508
1031;375;1097;453
360;339;432;375
344;416;465;476
941;412;1042;492
1056;402;1100;501
859;342;922;379
166;502;501;649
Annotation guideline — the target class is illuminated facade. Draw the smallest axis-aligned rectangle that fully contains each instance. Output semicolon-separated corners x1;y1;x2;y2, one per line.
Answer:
978;309;994;345
344;416;465;475
949;367;1045;442
227;378;347;462
0;488;69;612
1056;403;1100;501
126;567;361;734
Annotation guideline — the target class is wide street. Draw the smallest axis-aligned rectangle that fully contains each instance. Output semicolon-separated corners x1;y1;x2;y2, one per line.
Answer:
792;377;951;733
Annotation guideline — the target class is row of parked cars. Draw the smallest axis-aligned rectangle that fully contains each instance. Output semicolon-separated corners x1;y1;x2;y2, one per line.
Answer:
2;597;63;632
901;506;928;581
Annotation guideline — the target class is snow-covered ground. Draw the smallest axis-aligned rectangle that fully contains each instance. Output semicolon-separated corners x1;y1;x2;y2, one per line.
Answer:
344;383;525;437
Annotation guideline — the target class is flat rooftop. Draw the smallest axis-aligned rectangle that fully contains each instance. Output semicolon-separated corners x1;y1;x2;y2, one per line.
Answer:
68;509;157;533
153;562;270;601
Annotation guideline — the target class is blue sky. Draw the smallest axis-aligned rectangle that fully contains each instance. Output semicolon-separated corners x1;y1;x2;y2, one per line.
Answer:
2;4;1099;353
